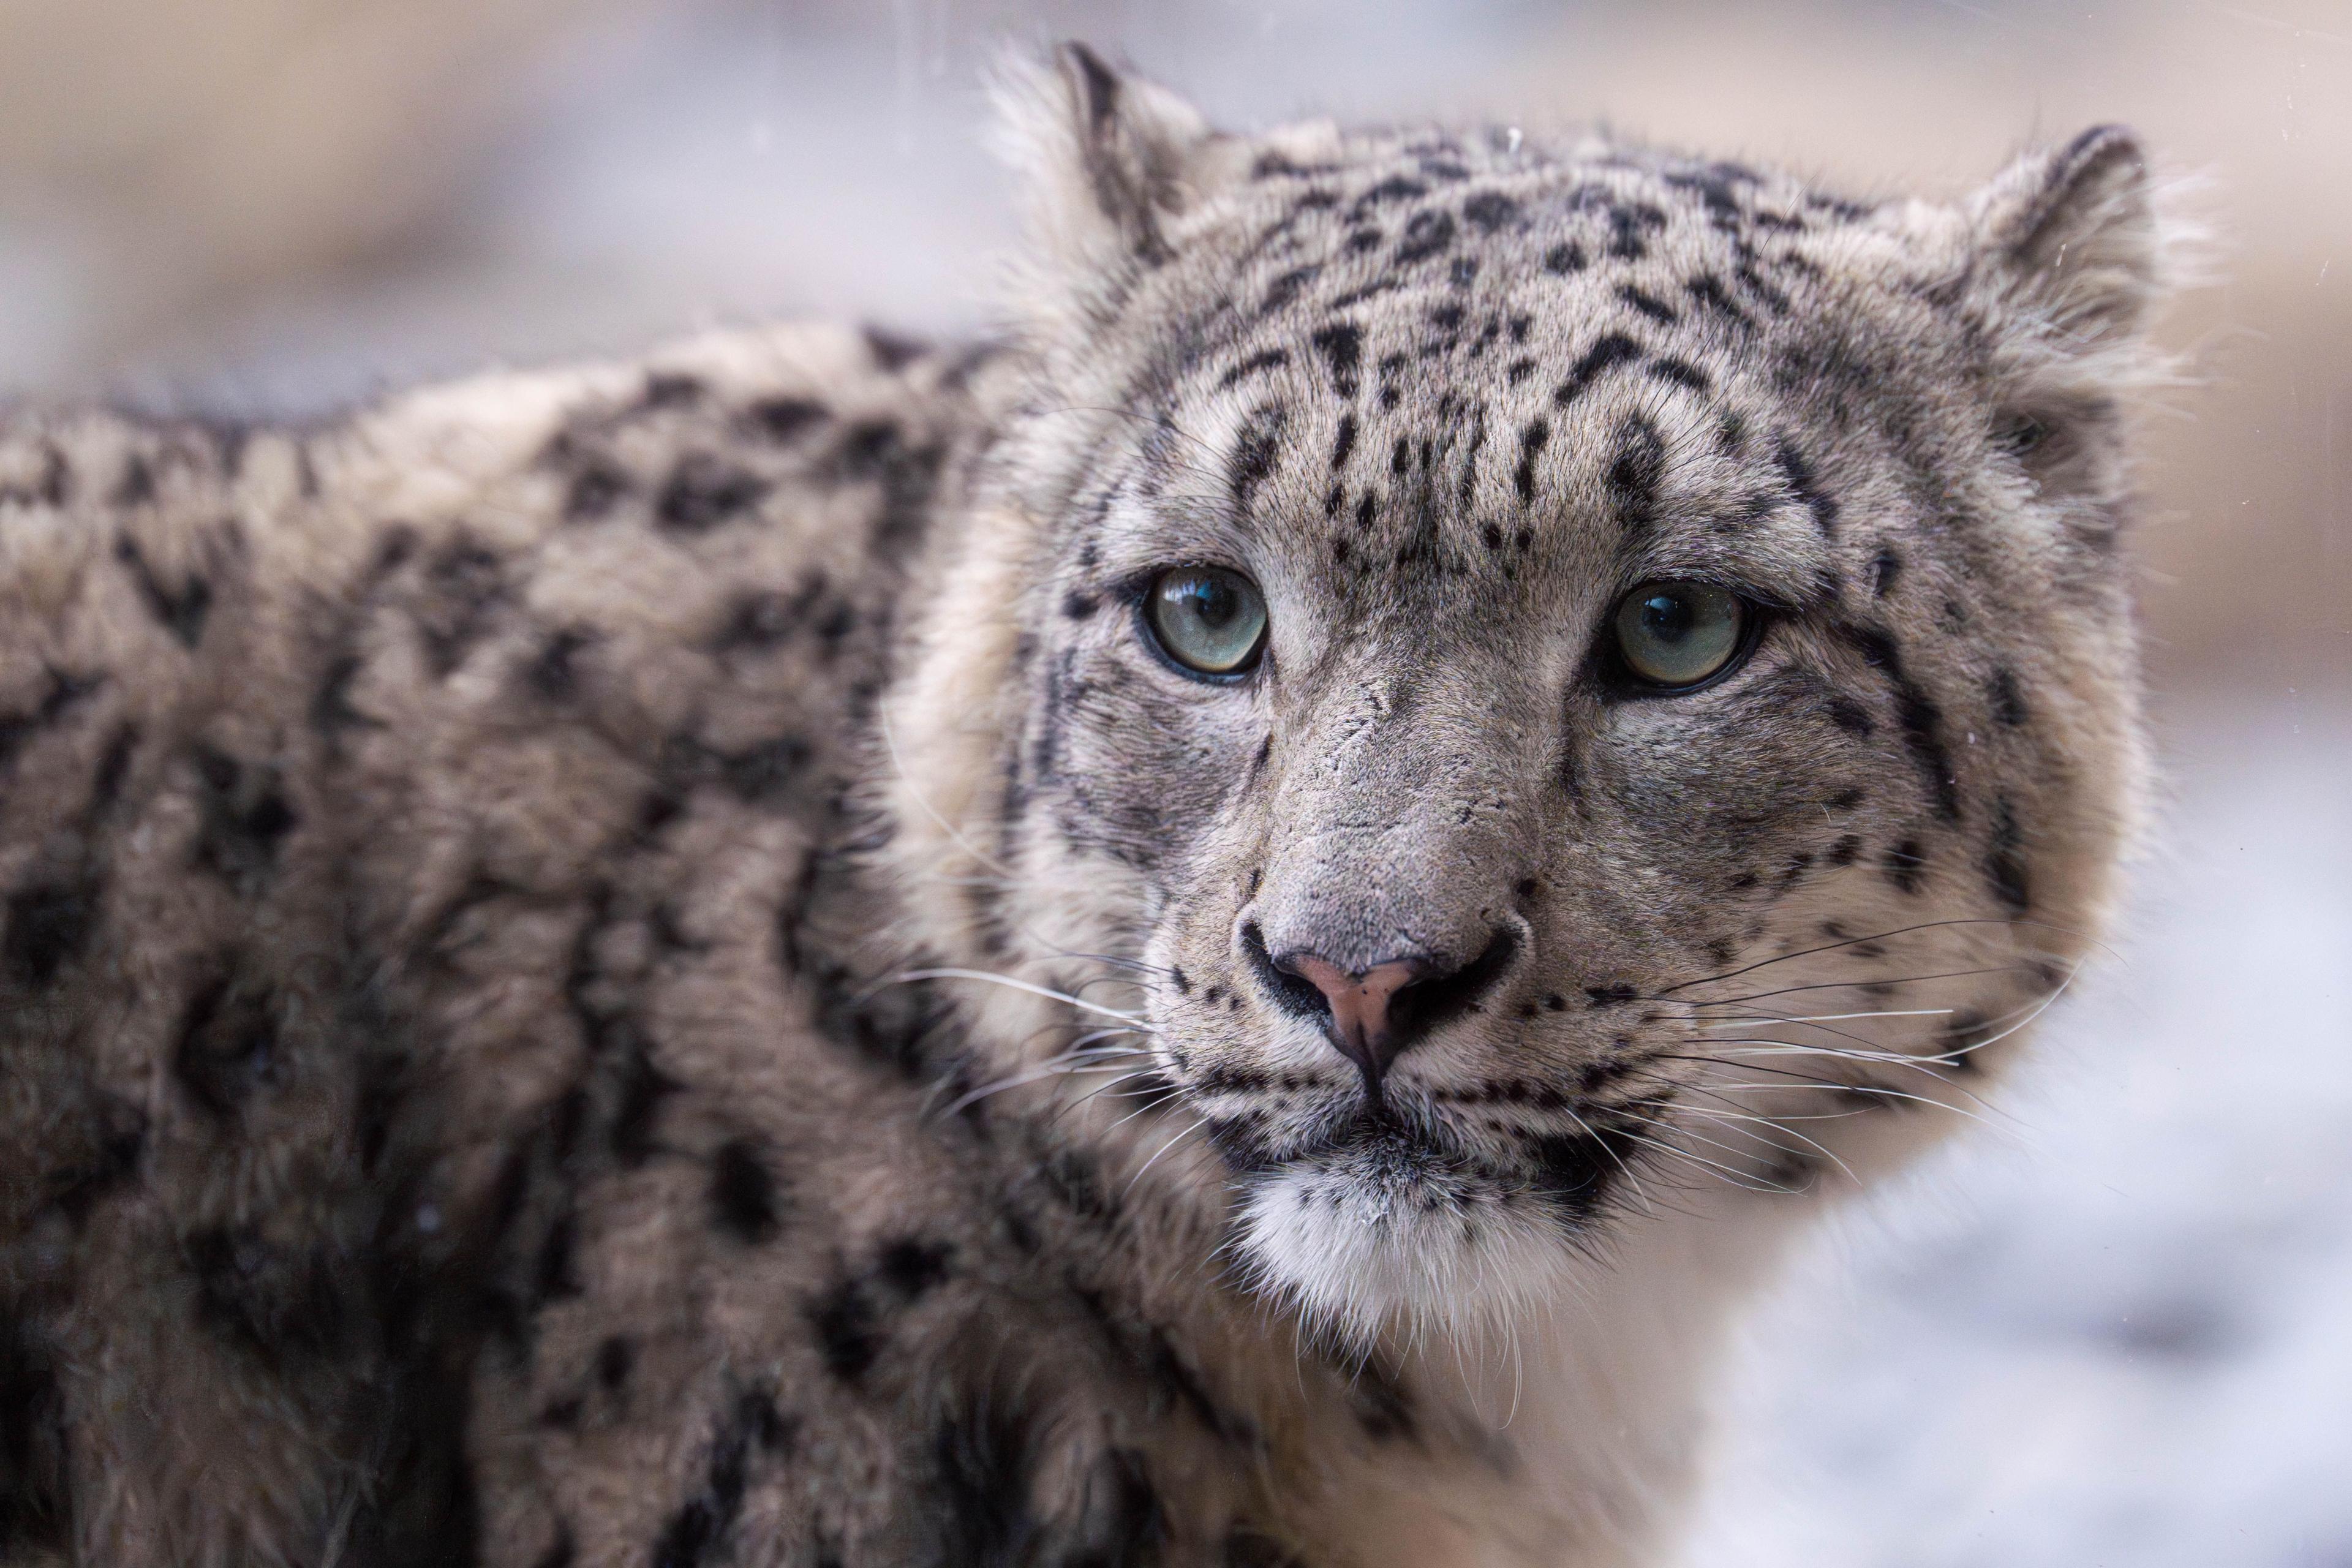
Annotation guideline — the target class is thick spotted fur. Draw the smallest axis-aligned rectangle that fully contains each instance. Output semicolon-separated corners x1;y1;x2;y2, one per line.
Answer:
1;46;2176;1568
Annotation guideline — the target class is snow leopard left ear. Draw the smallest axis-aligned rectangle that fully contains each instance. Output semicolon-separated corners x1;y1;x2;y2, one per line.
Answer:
1967;125;2163;356
995;43;1238;277
1963;127;2179;494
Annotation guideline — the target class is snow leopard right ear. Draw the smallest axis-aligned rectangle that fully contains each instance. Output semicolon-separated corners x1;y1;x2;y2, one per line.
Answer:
1967;125;2165;355
1958;126;2190;496
994;43;1238;278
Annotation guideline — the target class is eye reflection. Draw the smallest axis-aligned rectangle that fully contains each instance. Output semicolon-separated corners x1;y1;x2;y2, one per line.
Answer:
1143;566;1268;677
1610;581;1748;689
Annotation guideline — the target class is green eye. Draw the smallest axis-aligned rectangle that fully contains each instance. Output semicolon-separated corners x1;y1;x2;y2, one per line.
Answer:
1611;581;1749;690
1144;567;1268;677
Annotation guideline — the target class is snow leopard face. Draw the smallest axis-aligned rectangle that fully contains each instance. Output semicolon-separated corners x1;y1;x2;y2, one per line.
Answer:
895;48;2165;1346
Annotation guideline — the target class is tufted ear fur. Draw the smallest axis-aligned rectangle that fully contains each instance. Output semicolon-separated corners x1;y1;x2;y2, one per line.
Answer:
993;43;1240;284
1963;126;2179;494
1969;126;2163;353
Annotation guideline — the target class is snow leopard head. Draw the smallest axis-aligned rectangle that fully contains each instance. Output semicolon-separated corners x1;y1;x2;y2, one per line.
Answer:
888;46;2174;1348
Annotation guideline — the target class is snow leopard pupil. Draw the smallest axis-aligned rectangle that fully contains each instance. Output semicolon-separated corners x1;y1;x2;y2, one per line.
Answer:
1613;581;1746;688
1146;567;1268;676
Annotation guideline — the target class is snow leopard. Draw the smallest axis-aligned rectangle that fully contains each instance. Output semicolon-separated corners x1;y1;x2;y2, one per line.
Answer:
0;43;2175;1568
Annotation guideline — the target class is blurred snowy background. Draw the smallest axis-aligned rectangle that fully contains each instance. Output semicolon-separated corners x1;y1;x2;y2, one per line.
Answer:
2;1;2345;1561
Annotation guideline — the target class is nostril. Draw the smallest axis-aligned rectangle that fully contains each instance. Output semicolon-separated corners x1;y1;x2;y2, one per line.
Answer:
1239;921;1330;1022
1386;925;1518;1048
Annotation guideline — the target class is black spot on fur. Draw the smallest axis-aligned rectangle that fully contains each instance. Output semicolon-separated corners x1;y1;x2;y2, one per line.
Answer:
1773;437;1841;535
44;1093;146;1227
1606;202;1667;259
1825;834;1863;867
1513;418;1550;505
710;1139;786;1244
665;731;814;808
1529;1123;1639;1226
1351;174;1428;215
187;1227;349;1359
864;325;929;371
1463;191;1518;231
745;396;827;442
595;1335;635;1392
4;879;97;987
112;535;211;649
416;539;507;677
1038;1148;1120;1226
808;1280;880;1382
641;372;706;408
927;1394;1038;1565
1825;696;1875;737
1842;623;1961;822
189;745;298;887
0;1318;67;1556
1869;546;1904;597
1543;241;1588;274
526;626;594;701
533;1210;582;1305
173;968;282;1118
1329;412;1357;472
611;1046;682;1166
1224;1529;1311;1568
1262;265;1321;311
1219;348;1291;389
0;443;73;508
1618;284;1678;325
1986;796;2032;913
1311;323;1363;398
1605;418;1666;529
1555;333;1641;405
876;1238;954;1297
1989;667;2029;728
650;1386;783;1568
563;463;630;521
1686;272;1754;330
1394;209;1457;264
0;669;102;777
658;454;770;532
1227;406;1286;509
112;452;156;507
833;420;944;549
1883;839;1928;894
1647;356;1711;393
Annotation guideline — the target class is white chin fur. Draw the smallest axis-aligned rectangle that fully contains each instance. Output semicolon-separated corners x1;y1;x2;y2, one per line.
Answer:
1232;1160;1591;1354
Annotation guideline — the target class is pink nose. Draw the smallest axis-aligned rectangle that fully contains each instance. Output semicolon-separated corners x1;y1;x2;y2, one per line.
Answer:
1279;954;1428;1088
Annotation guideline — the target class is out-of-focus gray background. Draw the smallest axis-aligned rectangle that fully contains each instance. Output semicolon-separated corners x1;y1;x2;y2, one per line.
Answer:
3;2;2343;1561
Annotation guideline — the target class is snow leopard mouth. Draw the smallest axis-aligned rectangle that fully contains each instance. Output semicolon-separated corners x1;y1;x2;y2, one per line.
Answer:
1292;1106;1464;1186
1205;1088;1642;1230
1207;1098;1504;1193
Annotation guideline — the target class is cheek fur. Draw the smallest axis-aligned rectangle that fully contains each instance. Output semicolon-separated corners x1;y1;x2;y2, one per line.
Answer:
1021;631;1268;873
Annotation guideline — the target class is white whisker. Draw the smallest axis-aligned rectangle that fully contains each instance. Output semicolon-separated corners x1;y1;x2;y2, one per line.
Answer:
891;967;1153;1024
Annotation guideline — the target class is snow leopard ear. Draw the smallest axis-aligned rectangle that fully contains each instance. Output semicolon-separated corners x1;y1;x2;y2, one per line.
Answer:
1968;125;2163;356
1963;127;2176;495
995;43;1235;277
